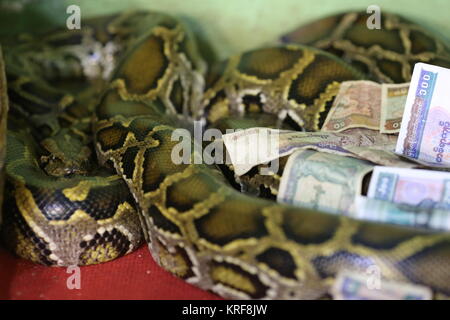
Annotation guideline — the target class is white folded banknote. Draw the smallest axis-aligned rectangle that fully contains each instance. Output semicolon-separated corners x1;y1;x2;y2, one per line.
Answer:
396;63;450;167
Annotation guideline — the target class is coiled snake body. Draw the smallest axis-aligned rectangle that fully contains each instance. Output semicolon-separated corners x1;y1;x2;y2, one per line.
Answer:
2;10;450;299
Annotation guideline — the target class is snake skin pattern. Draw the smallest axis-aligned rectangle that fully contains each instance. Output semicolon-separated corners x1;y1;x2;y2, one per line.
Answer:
280;11;450;83
2;10;450;299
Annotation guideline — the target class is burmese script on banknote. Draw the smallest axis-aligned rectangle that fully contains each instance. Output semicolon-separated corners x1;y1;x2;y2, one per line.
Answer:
396;63;450;167
367;166;450;210
354;196;450;231
322;81;381;132
322;80;409;133
380;83;409;133
222;127;413;176
331;270;432;300
277;150;373;214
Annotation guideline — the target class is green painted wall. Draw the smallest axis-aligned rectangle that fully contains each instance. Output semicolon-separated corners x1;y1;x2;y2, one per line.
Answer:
1;0;449;60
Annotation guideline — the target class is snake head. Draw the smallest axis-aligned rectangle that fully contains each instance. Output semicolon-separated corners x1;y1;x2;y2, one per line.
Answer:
40;128;92;177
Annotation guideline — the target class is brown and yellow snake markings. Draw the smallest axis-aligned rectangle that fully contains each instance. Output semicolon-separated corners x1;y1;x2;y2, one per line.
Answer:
1;10;450;299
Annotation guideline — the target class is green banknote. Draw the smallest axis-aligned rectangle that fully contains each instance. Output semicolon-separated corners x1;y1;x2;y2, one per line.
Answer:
354;196;450;231
277;150;373;214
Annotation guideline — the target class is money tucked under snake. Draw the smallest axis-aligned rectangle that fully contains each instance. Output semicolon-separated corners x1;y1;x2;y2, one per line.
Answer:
2;10;450;299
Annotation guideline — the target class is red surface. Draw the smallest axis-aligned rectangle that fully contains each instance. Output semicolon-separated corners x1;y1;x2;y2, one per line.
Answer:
0;244;222;300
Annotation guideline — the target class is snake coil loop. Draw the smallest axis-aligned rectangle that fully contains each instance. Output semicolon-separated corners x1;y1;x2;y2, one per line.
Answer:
2;10;450;299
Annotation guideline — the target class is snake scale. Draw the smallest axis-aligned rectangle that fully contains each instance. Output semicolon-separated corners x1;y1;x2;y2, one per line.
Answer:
1;10;450;299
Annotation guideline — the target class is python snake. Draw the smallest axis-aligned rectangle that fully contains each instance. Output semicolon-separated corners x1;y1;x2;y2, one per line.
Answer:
1;10;450;299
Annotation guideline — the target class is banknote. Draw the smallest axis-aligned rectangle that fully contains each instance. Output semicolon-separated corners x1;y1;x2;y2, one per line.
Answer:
367;166;450;210
395;63;450;167
222;127;414;176
321;81;409;133
222;127;283;176
331;270;432;300
277;150;373;214
322;81;381;132
380;83;409;133
354;196;450;231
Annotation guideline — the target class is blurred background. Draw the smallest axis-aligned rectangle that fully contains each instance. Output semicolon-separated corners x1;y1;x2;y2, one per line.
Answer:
0;0;449;61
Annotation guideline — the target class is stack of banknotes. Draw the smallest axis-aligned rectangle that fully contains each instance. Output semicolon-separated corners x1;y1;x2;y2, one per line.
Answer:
223;62;450;299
